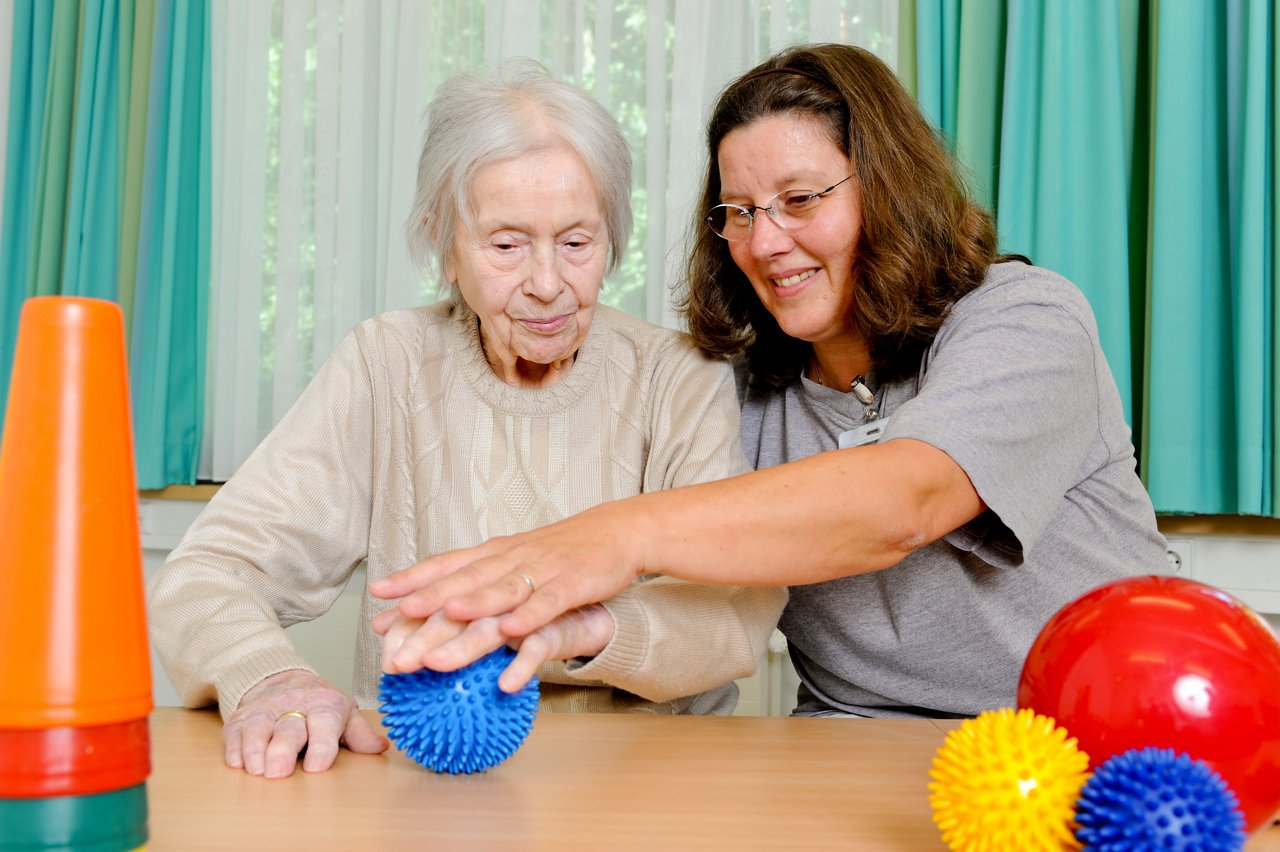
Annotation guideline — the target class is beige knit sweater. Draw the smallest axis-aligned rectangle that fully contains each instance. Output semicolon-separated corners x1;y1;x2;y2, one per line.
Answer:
148;301;786;718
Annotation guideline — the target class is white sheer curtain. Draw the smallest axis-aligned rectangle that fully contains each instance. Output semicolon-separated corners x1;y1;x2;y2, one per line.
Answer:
203;0;898;481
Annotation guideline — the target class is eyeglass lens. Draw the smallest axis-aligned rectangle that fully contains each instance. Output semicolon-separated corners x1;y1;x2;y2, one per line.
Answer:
706;176;852;240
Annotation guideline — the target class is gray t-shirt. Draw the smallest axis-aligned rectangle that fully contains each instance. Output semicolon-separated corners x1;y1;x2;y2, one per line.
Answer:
738;262;1168;718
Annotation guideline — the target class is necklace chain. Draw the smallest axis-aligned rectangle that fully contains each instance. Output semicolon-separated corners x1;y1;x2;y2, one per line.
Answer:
808;356;878;422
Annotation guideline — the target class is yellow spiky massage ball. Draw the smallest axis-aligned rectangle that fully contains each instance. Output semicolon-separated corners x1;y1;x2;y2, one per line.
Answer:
928;707;1090;851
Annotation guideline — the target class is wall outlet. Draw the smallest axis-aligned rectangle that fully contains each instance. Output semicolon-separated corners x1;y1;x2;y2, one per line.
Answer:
1164;537;1193;576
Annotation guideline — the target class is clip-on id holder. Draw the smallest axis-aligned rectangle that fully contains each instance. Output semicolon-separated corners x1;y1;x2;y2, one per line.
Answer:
837;416;889;449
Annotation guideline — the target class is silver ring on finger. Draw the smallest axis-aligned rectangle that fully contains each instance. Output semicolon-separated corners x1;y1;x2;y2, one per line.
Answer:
515;571;536;597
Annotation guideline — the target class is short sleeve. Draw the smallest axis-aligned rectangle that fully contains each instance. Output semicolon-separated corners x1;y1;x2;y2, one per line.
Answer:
883;275;1107;564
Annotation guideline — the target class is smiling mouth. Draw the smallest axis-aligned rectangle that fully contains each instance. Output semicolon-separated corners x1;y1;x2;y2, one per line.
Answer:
771;269;818;288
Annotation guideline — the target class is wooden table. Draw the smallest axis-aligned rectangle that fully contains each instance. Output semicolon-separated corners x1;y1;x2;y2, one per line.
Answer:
147;708;1280;850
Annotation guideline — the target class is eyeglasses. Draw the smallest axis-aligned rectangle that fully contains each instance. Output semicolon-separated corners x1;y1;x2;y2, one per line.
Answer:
706;175;854;241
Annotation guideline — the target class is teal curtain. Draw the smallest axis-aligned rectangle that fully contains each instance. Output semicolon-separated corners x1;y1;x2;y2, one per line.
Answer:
996;3;1135;427
1143;0;1274;515
911;0;1277;517
913;0;1138;423
128;0;209;488
0;0;209;489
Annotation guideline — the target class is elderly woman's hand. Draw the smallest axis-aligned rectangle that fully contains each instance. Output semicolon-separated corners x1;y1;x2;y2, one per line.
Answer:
372;603;615;693
223;670;388;778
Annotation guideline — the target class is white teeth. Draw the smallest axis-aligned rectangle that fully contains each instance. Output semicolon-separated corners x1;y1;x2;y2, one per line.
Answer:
772;269;816;287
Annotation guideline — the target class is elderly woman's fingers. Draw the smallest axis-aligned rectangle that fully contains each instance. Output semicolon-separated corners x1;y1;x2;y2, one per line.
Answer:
263;713;310;778
498;634;550;693
222;669;374;778
299;697;389;771
497;605;614;693
379;612;425;671
370;607;398;635
383;610;462;672
341;709;391;756
295;703;347;774
224;710;275;774
416;616;507;672
382;610;507;674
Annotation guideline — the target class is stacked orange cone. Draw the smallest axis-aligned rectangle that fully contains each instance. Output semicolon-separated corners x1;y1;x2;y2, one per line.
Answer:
0;297;152;850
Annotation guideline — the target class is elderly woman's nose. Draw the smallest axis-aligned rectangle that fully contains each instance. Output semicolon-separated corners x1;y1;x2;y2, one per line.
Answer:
523;247;562;298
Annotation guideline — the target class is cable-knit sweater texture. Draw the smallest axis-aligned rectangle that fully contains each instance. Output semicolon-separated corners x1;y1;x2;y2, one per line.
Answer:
148;301;786;718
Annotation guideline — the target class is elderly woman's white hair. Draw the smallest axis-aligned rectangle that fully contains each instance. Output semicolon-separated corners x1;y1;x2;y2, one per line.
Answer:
404;59;633;288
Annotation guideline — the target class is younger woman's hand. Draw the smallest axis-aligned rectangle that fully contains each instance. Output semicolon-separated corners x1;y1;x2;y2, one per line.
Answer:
369;501;646;641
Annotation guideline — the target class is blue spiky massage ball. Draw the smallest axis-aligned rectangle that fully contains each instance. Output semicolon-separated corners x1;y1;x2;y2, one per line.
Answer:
378;647;539;774
1075;747;1246;851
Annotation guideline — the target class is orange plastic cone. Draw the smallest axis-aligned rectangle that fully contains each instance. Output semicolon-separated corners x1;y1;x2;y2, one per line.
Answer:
0;296;151;728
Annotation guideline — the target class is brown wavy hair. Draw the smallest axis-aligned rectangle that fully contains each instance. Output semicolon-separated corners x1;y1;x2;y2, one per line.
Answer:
679;43;1006;388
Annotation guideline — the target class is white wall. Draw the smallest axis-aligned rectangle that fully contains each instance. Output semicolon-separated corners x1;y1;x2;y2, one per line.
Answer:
1164;534;1280;632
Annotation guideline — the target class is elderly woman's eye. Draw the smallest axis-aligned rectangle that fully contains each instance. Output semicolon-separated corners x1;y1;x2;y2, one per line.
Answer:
487;236;527;253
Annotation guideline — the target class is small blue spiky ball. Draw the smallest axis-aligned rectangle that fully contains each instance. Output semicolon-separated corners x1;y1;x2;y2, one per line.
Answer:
1075;747;1246;851
378;647;539;774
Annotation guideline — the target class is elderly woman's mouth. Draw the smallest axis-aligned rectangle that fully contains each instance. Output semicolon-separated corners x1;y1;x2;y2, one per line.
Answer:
518;314;572;333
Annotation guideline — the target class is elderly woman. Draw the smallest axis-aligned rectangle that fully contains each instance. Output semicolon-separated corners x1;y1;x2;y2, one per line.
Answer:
147;61;786;779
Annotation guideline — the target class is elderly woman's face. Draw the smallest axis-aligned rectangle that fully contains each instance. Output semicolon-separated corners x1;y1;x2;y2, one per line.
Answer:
447;145;607;385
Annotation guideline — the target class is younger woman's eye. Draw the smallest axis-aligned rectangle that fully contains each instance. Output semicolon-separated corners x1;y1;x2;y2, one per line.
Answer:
780;191;819;212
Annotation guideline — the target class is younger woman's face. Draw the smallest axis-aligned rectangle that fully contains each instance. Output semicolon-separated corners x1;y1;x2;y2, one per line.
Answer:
717;113;861;346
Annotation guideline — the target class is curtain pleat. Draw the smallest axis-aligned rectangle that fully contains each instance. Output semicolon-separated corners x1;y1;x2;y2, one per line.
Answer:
1144;3;1236;513
129;0;210;488
1228;0;1273;515
997;2;1134;420
116;0;154;334
643;0;668;326
913;0;959;140
272;0;307;420
311;0;339;370
203;0;270;481
1142;0;1276;516
1272;0;1280;515
376;1;431;316
29;1;77;296
61;0;124;300
0;1;50;426
0;0;14;244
